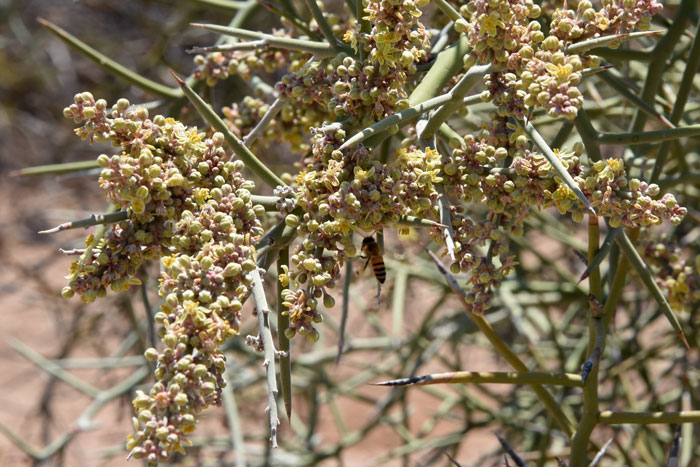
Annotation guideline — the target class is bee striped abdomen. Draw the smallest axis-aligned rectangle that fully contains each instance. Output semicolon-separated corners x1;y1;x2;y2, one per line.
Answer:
370;256;386;283
362;236;386;284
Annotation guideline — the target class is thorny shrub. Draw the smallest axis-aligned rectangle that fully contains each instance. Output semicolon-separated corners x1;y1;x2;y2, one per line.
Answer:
49;0;698;465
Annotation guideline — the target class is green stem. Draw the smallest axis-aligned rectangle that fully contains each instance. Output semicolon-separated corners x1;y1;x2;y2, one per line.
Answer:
598;411;700;425
376;371;584;387
596;124;700;145
569;215;603;466
11;160;99;176
421;64;497;140
629;0;694;134
191;23;337;56
432;0;464;22
302;0;345;53
470;313;576;438
38;19;181;99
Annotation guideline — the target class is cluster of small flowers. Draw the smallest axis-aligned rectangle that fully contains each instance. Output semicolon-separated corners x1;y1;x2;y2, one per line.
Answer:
440;121;686;242
62;93;266;462
222;94;328;153
128;183;263;463
641;239;700;312
432;210;516;313
457;0;543;67
457;0;602;119
277;0;430;126
192;29;294;86
350;0;431;73
61;94;260;302
550;0;662;42
282;121;447;336
578;159;687;228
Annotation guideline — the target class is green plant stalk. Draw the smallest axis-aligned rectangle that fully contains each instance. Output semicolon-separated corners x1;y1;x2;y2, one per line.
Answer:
432;0;464;22
427;250;576;437
421;63;498;140
38;210;128;234
171;72;287;189
596;124;700;145
651;18;700;182
598;411;700;424
470;313;576;437
12;160;100;176
277;246;292;421
524;121;592;210
249;267;280;447
38;19;182;99
376;371;584;387
589;47;651;61
565;30;663;54
574;109;603;162
185;0;249;11
190;23;337;56
391;270;408;339
302;0;344;53
597;70;672;127
7;339;100;397
408;36;470;107
602;229;639;330
569;215;604;466
336;249;353;364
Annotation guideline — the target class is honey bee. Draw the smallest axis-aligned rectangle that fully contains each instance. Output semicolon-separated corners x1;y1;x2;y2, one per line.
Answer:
361;236;386;284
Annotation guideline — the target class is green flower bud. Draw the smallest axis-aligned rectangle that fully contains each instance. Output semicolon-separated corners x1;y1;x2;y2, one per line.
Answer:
174;392;189;406
285;214;300;228
144;348;159;361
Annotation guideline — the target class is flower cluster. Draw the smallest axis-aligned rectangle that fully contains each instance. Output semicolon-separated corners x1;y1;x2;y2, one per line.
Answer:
62;93;266;462
550;0;662;42
128;180;263;463
432;210;516;313
192;29;295;85
458;0;596;119
222;94;328;153
277;0;431;126
442;124;686;233
641;239;700;312
580;159;687;228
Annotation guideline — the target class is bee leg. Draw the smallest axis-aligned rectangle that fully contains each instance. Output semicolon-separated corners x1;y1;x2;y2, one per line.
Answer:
376;283;381;305
356;256;369;276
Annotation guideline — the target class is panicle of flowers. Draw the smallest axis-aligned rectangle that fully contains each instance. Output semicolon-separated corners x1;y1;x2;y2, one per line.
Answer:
128;176;263;464
550;0;662;42
457;0;543;67
277;0;430;126
222;95;328;153
431;209;516;314
433;111;686;314
62;92;268;462
61;93;262;302
193;29;297;86
459;0;590;119
577;159;687;228
356;0;431;74
281;122;446;337
641;238;700;312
